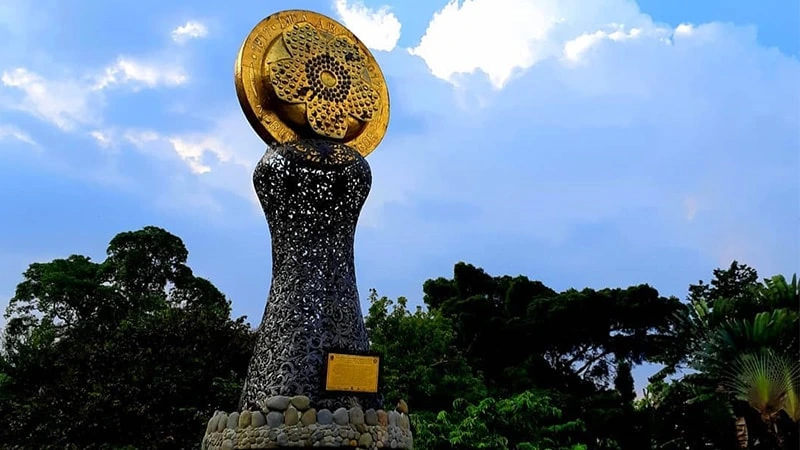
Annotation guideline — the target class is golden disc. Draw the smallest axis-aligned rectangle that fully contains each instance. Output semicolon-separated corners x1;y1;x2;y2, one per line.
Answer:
235;10;390;157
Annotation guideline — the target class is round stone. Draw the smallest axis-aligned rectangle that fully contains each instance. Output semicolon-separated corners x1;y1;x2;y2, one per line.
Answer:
216;413;228;432
358;433;373;448
290;395;311;410
317;409;334;425
333;407;349;425
364;409;378;426
227;412;240;430
266;395;292;411
301;408;317;426
277;432;289;446
251;411;266;427
348;407;364;426
239;410;253;428
285;406;300;426
206;415;220;434
376;410;388;426
398;414;410;430
267;411;285;427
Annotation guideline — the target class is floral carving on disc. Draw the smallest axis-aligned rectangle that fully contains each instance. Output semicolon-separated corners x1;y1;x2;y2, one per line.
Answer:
269;23;381;139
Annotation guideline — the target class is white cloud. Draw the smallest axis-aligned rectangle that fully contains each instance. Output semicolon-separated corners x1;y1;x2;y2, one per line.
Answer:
111;112;264;214
0;124;37;146
1;68;99;130
563;25;646;63
117;110;261;184
2;0;793;292
334;0;401;52
93;57;188;91
122;129;160;147
171;21;208;44
409;0;651;88
684;196;699;221
1;55;188;131
89;130;112;148
372;0;800;279
121;129;243;175
674;23;694;36
166;136;233;175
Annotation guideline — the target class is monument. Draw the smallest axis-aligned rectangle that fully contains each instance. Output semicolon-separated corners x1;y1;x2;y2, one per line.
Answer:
201;10;413;450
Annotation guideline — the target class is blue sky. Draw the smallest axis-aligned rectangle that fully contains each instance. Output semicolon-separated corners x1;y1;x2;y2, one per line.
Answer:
1;0;798;395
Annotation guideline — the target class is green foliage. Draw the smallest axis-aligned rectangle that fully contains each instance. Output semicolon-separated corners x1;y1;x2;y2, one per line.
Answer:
365;290;486;412
644;262;799;449
423;263;683;396
613;360;635;406
723;349;800;424
414;391;588;450
418;262;685;449
637;373;739;449
2;228;796;450
0;226;254;449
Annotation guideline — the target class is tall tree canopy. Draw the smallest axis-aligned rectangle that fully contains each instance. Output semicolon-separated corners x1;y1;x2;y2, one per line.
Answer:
368;262;686;449
643;262;799;450
422;262;683;395
0;226;254;449
1;228;796;450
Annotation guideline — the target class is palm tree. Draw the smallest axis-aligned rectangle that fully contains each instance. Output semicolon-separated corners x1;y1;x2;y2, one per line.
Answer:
759;274;799;312
673;272;799;448
723;349;800;448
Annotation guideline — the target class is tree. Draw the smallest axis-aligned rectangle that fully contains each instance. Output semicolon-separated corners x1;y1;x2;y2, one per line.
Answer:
423;263;684;395
613;360;635;406
647;263;799;449
724;349;800;448
0;226;254;449
416;263;693;450
413;391;589;450
365;290;486;412
637;375;740;450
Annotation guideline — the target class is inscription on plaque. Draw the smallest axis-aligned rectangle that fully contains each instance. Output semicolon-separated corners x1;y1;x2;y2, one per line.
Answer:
324;353;379;393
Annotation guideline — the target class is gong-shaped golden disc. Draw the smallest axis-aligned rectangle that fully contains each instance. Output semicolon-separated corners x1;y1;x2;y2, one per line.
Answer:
235;10;390;157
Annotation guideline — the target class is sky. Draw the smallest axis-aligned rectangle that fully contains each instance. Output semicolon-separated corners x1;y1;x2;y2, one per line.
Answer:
0;0;798;396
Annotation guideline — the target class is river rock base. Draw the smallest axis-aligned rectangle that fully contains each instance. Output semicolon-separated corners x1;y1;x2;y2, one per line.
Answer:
202;406;412;450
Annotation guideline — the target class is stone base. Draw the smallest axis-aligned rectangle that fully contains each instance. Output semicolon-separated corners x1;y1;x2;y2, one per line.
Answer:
202;409;412;450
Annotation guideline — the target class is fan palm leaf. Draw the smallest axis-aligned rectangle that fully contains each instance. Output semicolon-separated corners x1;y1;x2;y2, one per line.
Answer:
724;350;791;420
780;360;800;422
722;350;800;448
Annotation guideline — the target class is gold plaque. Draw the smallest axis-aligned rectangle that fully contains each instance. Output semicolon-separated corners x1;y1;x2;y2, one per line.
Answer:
324;353;380;393
235;10;390;157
